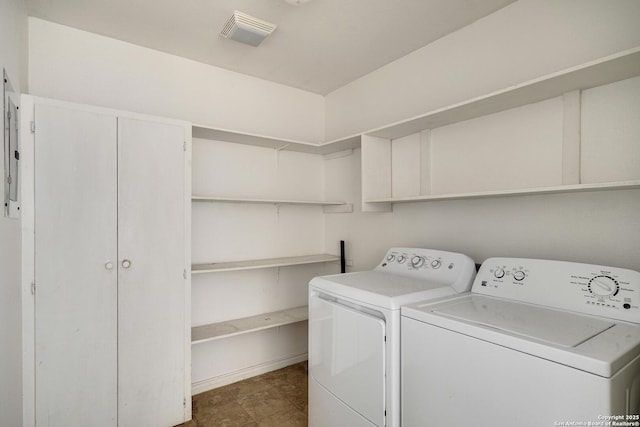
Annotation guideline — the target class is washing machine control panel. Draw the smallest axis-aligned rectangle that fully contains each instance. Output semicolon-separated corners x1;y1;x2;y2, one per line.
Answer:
474;257;640;324
377;248;476;293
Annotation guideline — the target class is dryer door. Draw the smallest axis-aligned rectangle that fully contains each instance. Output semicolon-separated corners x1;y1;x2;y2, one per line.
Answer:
309;293;386;426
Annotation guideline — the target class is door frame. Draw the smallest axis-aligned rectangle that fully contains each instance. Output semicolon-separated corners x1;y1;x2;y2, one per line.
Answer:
20;95;192;426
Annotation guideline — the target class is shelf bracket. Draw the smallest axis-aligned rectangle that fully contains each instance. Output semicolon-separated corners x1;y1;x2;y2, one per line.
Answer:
274;143;290;169
275;203;282;222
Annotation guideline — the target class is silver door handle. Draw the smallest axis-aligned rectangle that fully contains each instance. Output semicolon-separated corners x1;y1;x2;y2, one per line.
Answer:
122;259;132;269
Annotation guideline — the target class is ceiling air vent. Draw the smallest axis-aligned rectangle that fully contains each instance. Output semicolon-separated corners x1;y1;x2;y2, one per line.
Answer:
220;11;277;47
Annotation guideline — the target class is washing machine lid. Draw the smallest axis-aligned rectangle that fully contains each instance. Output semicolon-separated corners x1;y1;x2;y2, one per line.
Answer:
434;295;614;347
310;271;458;310
402;294;640;377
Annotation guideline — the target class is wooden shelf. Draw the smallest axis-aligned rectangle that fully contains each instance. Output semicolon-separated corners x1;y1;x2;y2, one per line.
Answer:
365;47;640;140
366;180;640;204
192;124;360;155
191;306;309;344
192;196;345;206
192;253;340;274
192;196;353;213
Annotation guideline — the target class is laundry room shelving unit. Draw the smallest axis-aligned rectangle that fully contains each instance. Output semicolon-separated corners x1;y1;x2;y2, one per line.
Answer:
190;124;356;392
358;47;640;212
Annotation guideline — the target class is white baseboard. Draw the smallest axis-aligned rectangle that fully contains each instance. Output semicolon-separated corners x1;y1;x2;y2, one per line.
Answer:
191;352;308;395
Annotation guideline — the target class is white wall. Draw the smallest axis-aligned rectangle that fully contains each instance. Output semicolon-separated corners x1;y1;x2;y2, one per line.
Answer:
429;97;564;194
326;150;640;273
28;18;325;143
0;0;27;425
325;0;640;140
581;76;640;183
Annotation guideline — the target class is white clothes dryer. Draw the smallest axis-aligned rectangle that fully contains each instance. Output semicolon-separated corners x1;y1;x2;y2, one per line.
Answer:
308;247;477;427
401;257;640;427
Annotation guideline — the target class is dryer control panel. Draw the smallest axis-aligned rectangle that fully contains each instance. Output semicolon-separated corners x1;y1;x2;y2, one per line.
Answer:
473;257;640;324
376;247;476;294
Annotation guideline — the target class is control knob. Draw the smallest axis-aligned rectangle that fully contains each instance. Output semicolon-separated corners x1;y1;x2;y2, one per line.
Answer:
588;275;619;297
397;255;407;264
386;254;396;262
494;268;505;279
411;256;425;268
431;259;442;269
513;271;526;281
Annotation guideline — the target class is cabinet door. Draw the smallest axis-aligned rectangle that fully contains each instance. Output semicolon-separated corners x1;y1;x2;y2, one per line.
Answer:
117;118;187;426
34;104;118;426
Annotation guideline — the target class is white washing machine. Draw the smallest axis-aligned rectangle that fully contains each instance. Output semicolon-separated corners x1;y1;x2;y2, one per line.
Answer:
308;247;477;427
401;257;640;427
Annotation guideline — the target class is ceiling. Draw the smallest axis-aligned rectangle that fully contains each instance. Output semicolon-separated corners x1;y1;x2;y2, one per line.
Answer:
27;0;516;95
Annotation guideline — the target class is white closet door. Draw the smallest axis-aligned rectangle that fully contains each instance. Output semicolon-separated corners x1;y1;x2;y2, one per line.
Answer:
117;118;186;426
34;104;118;426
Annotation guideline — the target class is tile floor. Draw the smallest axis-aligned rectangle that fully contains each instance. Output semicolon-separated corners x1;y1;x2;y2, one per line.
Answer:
179;362;308;427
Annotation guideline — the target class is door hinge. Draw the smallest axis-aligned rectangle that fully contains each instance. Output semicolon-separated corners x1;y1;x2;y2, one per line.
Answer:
183;141;187;152
183;398;187;407
31;281;36;295
183;269;187;279
30;121;35;133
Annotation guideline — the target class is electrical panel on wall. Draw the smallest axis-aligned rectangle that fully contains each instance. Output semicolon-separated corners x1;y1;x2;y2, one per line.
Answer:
3;69;20;218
